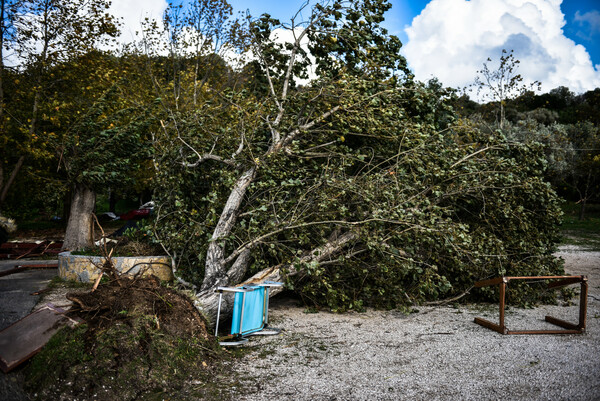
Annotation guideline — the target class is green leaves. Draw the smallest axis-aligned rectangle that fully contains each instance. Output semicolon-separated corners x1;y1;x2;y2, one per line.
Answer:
147;0;564;311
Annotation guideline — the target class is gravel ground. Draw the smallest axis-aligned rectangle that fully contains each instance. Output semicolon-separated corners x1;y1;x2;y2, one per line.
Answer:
226;248;600;401
1;249;598;400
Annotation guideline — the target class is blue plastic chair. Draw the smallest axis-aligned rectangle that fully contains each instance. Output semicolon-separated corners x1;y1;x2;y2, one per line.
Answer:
214;281;283;346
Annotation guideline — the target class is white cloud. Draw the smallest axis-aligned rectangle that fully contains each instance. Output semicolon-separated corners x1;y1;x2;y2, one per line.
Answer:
109;0;168;43
401;0;600;96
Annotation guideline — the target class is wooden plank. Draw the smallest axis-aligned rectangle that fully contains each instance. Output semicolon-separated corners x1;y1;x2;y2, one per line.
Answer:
0;305;79;373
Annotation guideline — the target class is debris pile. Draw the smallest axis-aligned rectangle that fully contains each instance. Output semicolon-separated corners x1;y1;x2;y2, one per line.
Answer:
24;276;227;401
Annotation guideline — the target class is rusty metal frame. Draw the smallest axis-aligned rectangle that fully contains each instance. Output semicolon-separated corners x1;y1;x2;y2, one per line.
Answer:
473;275;587;335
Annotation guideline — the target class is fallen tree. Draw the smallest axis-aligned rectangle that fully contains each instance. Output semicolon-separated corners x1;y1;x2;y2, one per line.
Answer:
150;0;563;323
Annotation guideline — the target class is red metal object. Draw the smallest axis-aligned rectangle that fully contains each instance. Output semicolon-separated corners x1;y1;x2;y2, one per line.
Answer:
474;275;587;335
0;263;59;277
0;241;62;259
119;208;151;221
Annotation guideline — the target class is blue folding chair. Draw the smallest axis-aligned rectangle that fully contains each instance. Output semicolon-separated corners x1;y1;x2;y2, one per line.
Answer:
214;281;283;346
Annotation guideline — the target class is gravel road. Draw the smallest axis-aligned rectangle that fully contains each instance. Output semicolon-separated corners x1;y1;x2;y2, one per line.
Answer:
1;249;598;400
226;248;600;401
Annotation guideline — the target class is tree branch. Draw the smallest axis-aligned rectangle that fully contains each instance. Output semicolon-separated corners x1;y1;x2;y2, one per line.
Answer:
224;217;414;265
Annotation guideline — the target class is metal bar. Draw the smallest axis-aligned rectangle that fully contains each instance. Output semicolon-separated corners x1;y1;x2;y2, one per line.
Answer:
238;292;246;336
263;286;270;326
545;316;580;331
507;329;582;335
474;317;506;334
215;292;223;337
474;277;505;287
579;279;588;330
499;281;506;330
547;277;584;289
0;264;58;278
504;275;578;281
473;275;587;335
216;286;252;293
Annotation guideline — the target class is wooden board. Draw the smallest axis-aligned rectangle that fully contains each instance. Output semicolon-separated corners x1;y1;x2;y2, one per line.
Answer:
0;305;79;372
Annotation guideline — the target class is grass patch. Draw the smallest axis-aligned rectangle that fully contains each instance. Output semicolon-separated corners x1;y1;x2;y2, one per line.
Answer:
47;276;91;290
560;202;600;251
24;321;234;401
24;277;243;401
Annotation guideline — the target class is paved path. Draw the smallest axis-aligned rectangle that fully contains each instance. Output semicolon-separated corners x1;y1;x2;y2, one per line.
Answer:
0;259;58;401
0;259;59;331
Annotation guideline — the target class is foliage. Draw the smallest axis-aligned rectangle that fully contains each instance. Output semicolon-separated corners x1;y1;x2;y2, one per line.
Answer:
0;0;121;211
2;0;581;311
150;0;564;311
56;84;153;189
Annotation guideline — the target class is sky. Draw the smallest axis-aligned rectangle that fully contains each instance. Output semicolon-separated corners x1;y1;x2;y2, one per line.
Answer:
109;0;600;95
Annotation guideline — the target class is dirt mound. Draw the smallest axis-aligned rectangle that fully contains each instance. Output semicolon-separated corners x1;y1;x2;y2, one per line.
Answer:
24;277;231;401
67;275;209;339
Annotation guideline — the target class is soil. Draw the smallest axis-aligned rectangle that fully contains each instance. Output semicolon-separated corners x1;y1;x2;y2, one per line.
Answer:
22;276;231;401
66;275;209;339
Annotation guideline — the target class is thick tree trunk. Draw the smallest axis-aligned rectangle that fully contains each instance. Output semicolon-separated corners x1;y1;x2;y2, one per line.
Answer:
108;188;116;213
62;183;96;251
578;171;592;221
195;231;358;325
201;167;257;292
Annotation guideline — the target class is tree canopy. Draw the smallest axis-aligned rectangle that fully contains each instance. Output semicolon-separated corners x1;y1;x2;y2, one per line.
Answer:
2;0;596;321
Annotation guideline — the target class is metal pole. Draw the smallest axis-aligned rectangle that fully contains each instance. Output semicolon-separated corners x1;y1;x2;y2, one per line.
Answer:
215;292;223;337
264;286;270;326
579;278;588;330
239;292;246;335
499;280;506;331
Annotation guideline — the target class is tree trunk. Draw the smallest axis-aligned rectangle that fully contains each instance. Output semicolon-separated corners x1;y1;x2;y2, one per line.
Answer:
62;183;96;251
195;231;358;325
201;167;257;292
578;199;586;221
108;188;116;213
62;187;72;221
0;156;25;206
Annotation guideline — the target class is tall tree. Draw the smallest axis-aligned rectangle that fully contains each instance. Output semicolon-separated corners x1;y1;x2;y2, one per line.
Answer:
0;0;20;209
59;82;152;250
473;49;541;129
1;0;119;213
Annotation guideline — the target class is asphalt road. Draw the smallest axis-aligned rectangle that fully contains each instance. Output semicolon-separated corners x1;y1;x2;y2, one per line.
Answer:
0;259;59;331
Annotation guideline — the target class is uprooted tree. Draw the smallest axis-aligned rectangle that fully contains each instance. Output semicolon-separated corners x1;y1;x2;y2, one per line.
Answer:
151;0;563;323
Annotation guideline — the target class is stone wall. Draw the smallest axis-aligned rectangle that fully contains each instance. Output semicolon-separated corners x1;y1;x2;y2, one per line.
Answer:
58;252;173;282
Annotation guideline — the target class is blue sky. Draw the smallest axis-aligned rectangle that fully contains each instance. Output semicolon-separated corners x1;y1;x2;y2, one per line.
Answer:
111;0;600;94
227;0;599;65
226;0;600;93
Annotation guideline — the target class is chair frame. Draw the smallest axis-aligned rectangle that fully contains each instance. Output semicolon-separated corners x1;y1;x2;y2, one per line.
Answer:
214;281;283;345
473;275;587;335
